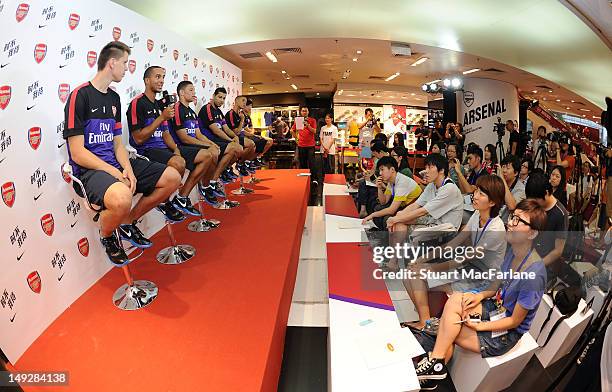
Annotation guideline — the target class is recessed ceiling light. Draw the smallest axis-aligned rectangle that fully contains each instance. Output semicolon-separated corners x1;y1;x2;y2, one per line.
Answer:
566;107;571;110
347;94;355;97
462;68;480;75
316;92;320;95
402;96;407;99
291;84;298;90
356;50;362;55
411;57;428;66
543;97;547;100
385;72;400;81
265;51;278;63
582;114;586;117
556;99;560;102
415;98;422;100
249;86;254;89
281;70;286;74
389;96;395;98
593;116;600;119
411;93;415;96
548;90;553;93
580;108;591;112
285;91;289;93
532;90;537;93
571;100;575;103
352;58;358;62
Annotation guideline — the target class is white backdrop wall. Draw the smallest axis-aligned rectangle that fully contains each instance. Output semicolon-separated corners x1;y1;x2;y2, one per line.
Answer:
456;78;519;149
0;0;241;363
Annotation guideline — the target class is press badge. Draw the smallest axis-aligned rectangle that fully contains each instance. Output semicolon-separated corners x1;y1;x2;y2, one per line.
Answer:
489;308;508;338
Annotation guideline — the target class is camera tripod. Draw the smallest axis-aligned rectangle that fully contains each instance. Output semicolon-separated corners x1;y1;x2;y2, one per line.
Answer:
495;132;505;162
533;138;548;172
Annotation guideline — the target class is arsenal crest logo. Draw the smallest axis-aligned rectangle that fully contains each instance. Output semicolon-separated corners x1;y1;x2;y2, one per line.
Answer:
87;51;97;68
61;165;71;183
173;49;179;61
16;3;29;23
2;182;15;208
222;70;225;79
202;80;205;88
0;86;11;110
232;76;235;83
112;27;121;41
183;74;188;81
193;58;198;68
68;13;80;30
463;91;475;108
27;271;41;294
209;65;213;74
34;43;47;64
78;237;89;257
58;83;70;104
216;67;219;75
147;39;154;52
128;59;136;74
40;213;54;236
28;127;41;150
112;105;117;117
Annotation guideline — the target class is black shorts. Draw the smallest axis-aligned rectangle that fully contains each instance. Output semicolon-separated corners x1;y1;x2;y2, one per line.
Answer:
75;158;166;207
143;146;201;171
476;299;522;358
208;136;231;156
252;135;268;153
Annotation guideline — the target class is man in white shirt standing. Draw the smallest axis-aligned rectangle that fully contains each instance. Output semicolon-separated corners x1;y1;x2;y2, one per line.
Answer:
319;113;338;174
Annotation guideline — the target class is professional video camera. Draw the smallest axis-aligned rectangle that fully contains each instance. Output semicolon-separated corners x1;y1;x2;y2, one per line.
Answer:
492;117;505;137
546;130;563;143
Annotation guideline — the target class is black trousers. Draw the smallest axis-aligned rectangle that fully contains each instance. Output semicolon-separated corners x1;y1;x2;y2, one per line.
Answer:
298;146;315;170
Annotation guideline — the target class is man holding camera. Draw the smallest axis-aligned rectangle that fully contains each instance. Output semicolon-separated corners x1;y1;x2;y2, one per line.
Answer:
128;66;212;217
359;108;382;135
547;134;575;181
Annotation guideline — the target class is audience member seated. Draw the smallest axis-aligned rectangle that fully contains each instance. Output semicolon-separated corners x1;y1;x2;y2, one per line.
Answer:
519;157;533;185
386;154;463;232
415;199;547;389
453;145;485;195
482;144;497;174
390;145;414;179
446;143;465;186
497;155;526;222
394;132;406;149
356;141;390;217
402;175;507;330
361;156;422;230
430;143;444;156
525;171;569;279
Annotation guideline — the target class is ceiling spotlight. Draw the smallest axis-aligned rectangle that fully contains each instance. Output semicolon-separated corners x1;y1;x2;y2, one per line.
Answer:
462;68;480;75
579;108;591;112
316;92;320;95
265;51;278;63
290;84;298;90
443;79;451;87
249;86;254;89
342;69;351;79
421;84;428;91
532;90;538;93
356;50;362;54
566;107;570;110
543;97;546;100
352;58;358;62
385;72;400;81
571;100;575;103
411;57;429;66
556;99;561;102
430;83;438;91
411;93;416;96
548;90;553;93
281;70;286;74
451;78;462;88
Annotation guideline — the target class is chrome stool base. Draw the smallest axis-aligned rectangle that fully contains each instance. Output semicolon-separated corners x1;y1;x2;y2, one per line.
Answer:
156;245;195;265
188;219;220;232
212;200;240;209
112;280;158;310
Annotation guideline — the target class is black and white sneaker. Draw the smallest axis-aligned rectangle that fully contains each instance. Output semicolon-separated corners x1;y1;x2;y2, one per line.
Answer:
415;356;447;381
211;180;226;198
252;158;264;167
237;163;250;177
198;183;219;205
119;223;153;249
225;167;239;180
100;233;129;266
224;200;240;208
219;172;232;184
245;162;257;174
172;195;201;216
157;201;186;222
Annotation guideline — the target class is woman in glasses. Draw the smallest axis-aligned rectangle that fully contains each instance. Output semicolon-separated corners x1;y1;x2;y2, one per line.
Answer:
415;199;547;387
401;175;507;330
519;158;533;185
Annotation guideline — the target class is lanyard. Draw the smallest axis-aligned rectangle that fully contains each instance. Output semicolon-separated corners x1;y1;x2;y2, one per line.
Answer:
473;218;492;246
500;248;533;301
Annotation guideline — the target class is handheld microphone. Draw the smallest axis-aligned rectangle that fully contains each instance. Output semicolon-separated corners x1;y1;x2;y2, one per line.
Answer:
162;90;176;108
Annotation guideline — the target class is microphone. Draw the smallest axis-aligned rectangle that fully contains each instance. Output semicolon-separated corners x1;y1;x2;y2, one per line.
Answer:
162;90;176;108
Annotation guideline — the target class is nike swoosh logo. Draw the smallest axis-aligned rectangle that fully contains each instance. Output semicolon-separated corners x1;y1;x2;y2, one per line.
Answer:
39;25;46;28
70;220;77;228
17;251;24;261
10;313;16;322
34;193;43;201
121;228;132;238
27;105;36;110
0;63;8;68
58;273;65;281
0;157;5;164
89;34;96;38
57;142;65;149
59;64;68;68
160;55;165;58
91;108;98;112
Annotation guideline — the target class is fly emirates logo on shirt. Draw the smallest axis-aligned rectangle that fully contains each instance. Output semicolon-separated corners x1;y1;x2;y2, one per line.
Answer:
88;122;115;144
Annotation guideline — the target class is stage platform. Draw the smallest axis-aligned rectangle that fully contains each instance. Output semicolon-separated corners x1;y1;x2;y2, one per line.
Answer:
13;169;310;392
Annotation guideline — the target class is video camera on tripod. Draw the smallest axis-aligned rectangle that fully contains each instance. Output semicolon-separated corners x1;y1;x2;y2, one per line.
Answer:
492;117;505;137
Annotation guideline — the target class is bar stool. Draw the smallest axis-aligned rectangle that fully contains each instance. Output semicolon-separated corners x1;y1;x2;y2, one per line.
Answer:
155;216;196;264
62;163;157;311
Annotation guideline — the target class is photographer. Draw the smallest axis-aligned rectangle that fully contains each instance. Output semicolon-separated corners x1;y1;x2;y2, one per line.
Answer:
415;119;429;151
359;108;381;135
445;122;465;148
507;120;521;156
548;135;575;182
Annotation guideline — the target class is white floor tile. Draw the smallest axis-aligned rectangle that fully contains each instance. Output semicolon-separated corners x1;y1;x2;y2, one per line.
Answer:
287;302;330;327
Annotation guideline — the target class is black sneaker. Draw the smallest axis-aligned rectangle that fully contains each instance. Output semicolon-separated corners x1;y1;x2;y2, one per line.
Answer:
219;172;232;184
237;163;250;177
100;233;129;266
245;162;257;174
211;181;226;198
415;356;447;381
172;195;201;216
157;201;185;222
254;157;266;167
226;167;239;180
198;183;218;205
119;223;153;249
224;200;240;208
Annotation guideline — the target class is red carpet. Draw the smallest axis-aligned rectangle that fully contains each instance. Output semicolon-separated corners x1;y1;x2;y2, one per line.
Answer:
14;169;310;392
324;174;347;185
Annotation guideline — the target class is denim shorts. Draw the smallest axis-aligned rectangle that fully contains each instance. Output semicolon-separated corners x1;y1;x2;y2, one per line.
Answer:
477;299;522;358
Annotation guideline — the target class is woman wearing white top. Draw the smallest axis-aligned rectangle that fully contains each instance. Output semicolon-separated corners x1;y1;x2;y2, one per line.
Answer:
401;174;507;330
319;113;338;174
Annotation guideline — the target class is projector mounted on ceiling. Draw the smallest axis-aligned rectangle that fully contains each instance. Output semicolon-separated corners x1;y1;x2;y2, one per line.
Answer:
391;43;412;57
